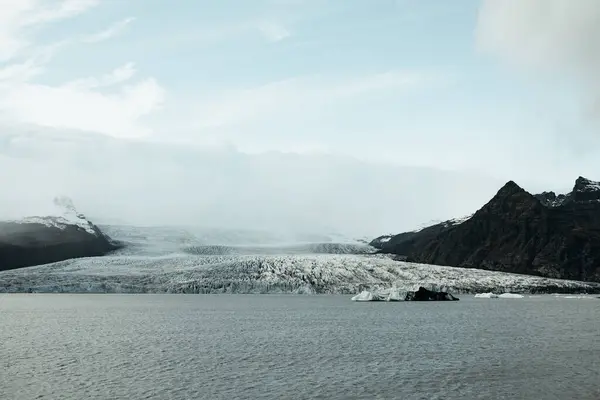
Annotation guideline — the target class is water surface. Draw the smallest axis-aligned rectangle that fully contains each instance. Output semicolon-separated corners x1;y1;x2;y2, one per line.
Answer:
1;294;598;399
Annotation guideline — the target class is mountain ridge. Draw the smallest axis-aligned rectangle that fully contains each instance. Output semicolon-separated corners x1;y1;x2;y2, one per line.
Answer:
373;176;600;282
0;196;121;272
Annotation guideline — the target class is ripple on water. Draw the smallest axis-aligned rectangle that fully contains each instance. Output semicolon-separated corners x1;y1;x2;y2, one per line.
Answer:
1;294;599;400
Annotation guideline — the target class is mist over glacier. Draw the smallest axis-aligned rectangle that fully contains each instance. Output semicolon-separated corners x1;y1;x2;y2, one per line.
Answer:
0;127;509;237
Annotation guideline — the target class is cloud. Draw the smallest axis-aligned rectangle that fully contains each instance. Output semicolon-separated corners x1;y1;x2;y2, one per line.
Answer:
0;0;100;61
64;62;137;89
83;17;136;43
20;0;100;25
0;126;504;235
191;70;441;128
476;0;600;116
0;59;43;83
0;72;165;138
0;1;164;138
256;22;291;42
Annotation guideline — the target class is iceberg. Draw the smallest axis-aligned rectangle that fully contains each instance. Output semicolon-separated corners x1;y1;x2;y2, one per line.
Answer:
351;287;459;302
474;293;499;298
351;287;404;302
385;288;403;302
351;291;379;302
498;293;525;299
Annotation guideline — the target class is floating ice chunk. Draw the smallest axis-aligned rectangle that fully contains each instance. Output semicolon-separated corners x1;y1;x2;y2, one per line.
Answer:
474;293;499;298
386;289;403;302
498;293;524;299
351;290;387;301
351;291;374;301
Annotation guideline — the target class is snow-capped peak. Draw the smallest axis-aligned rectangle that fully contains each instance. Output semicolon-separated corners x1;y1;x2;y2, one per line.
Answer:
574;176;600;193
571;176;600;203
443;214;473;227
16;196;97;235
411;214;472;233
412;219;443;233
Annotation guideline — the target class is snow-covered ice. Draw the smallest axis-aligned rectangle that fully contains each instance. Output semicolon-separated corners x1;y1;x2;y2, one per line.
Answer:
475;292;531;299
1;253;598;294
552;294;598;300
351;288;404;301
351;291;376;301
474;293;499;299
0;224;599;294
498;293;525;299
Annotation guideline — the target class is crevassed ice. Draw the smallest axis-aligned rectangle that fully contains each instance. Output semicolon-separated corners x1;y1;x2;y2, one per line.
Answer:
1;224;599;295
1;252;598;294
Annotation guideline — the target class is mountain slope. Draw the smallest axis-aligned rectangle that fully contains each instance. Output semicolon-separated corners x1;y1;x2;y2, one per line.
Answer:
377;177;600;282
0;197;120;272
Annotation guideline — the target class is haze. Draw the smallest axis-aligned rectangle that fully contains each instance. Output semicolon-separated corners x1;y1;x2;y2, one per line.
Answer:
1;0;598;237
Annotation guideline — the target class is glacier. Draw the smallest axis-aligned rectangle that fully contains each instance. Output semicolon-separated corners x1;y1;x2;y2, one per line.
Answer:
0;224;599;294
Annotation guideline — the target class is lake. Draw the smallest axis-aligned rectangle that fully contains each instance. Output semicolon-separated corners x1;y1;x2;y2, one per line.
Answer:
1;294;598;399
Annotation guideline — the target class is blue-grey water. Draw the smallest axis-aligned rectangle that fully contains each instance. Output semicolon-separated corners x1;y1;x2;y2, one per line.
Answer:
1;294;599;400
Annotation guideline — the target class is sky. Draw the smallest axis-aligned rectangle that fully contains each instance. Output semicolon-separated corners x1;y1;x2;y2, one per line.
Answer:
0;0;599;236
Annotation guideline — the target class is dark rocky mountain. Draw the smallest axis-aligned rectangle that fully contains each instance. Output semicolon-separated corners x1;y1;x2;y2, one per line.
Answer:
0;197;121;272
373;177;600;283
405;287;459;301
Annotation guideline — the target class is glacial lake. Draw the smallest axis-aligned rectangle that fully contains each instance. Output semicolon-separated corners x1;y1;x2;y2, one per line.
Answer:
1;294;599;400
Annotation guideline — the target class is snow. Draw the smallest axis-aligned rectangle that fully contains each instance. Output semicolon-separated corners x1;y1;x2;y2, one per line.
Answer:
444;214;473;227
546;197;567;207
369;235;393;247
10;196;97;235
411;214;472;233
1;224;599;294
576;178;600;192
412;219;443;233
474;293;499;298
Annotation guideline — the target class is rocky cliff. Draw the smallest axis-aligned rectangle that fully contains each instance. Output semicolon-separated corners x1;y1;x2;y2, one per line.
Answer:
0;197;121;272
373;177;600;282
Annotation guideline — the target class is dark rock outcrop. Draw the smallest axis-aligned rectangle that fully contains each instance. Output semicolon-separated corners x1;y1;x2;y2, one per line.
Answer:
0;198;121;272
534;191;568;207
377;177;600;283
405;287;459;301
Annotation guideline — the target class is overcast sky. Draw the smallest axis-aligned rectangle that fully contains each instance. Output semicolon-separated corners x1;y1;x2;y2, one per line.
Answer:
0;0;598;235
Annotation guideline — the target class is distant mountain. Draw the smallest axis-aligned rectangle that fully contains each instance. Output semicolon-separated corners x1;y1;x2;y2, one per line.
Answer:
0;197;120;272
372;177;600;283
